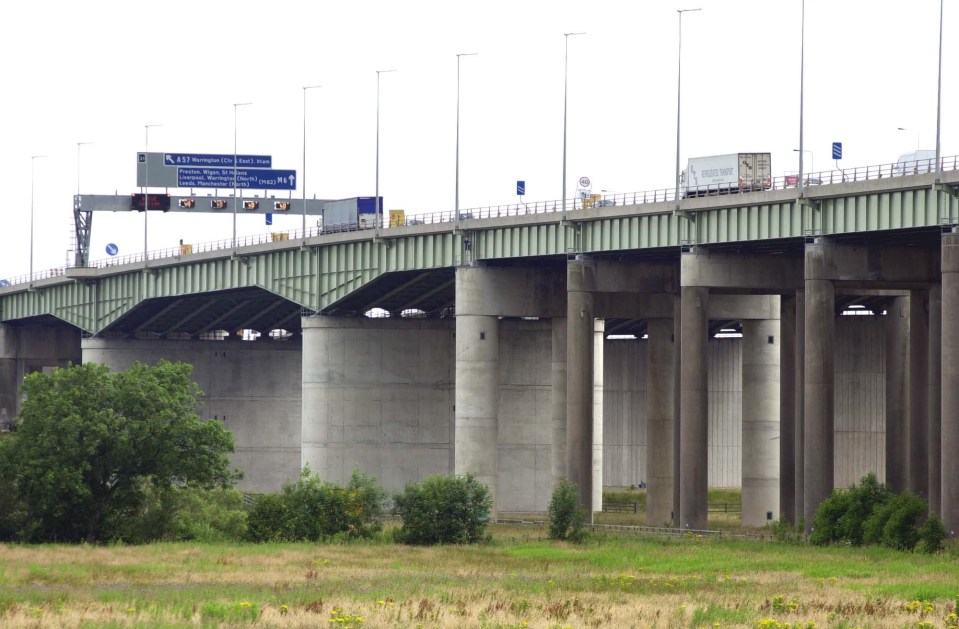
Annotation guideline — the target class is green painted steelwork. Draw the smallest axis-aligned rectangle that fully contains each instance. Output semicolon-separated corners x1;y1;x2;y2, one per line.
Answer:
2;178;956;334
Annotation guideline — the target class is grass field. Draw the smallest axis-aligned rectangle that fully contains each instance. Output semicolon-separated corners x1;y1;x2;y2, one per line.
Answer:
1;524;957;628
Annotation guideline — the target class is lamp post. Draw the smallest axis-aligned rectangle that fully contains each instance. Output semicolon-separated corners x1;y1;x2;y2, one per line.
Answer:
76;141;93;195
375;69;396;237
455;52;477;229
233;102;252;252
936;0;944;178
144;124;162;263
562;32;585;218
793;149;814;177
798;0;806;194
674;9;700;209
303;85;322;237
30;154;47;282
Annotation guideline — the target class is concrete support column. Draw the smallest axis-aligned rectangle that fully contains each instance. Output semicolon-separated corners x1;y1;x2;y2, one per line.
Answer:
941;231;959;535
794;289;805;524
454;313;500;508
928;284;942;515
672;294;682;526
742;318;781;527
804;273;835;530
646;317;675;527
0;325;18;430
0;324;81;428
908;290;929;499
885;296;908;493
679;285;709;530
779;294;797;523
567;260;595;511
551;317;568;485
592;319;605;515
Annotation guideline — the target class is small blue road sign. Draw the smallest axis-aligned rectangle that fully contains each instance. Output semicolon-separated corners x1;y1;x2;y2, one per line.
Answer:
265;213;273;226
832;142;843;160
517;180;526;196
163;153;272;168
106;243;119;256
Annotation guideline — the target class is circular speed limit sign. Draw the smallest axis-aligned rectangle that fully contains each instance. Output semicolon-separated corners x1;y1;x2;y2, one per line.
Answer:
578;176;591;188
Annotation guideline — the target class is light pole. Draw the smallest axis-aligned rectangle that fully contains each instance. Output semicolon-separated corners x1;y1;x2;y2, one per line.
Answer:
233;102;252;252
798;0;805;194
76;141;93;195
30;154;47;282
455;52;477;229
375;69;396;237
303;85;321;237
144;123;162;263
562;32;585;218
936;0;944;179
674;9;700;209
793;148;813;177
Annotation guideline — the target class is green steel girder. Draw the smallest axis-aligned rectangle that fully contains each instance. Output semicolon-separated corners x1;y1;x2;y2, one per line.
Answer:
2;178;957;335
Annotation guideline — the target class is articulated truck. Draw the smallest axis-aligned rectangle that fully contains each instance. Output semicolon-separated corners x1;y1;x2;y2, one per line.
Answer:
682;152;772;197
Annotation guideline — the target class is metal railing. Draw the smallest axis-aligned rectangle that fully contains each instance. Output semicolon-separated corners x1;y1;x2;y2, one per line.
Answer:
3;155;957;288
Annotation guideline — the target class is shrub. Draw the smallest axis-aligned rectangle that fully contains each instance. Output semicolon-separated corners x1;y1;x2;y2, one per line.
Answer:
917;512;948;554
548;480;587;542
864;492;926;551
811;474;893;547
810;489;851;546
246;493;286;542
114;483;247;543
392;473;492;545
767;515;804;544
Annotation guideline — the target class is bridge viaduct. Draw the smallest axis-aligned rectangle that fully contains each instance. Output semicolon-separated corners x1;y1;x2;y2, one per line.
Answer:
2;169;959;534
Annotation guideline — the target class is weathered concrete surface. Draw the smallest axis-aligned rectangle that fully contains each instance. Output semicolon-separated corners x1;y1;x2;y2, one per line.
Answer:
679;285;709;530
567;258;596;511
646;318;674;527
741;319;780;527
0;324;81;426
929;284;942;515
885;296;908;493
941;231;959;535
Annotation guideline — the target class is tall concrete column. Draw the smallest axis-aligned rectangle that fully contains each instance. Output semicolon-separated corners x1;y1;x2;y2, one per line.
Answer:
941;231;959;535
794;290;805;524
592;319;605;514
551;317;568;485
908;290;929;499
454;313;500;508
567;259;595;511
779;294;797;523
928;284;942;515
885;296;908;493
679;285;709;530
646;317;675;527
742;318;781;527
804;265;835;529
672;294;682;527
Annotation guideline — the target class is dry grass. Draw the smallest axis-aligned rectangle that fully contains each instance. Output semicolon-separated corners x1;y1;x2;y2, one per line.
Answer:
1;531;957;628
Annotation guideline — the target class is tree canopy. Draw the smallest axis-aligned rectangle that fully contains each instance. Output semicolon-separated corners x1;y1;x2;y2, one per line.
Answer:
0;360;240;543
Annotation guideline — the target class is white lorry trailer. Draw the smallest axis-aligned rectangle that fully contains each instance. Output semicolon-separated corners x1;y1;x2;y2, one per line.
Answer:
683;152;772;197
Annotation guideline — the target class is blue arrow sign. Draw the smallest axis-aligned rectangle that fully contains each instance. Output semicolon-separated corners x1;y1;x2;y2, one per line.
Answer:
164;153;272;168
832;142;842;160
177;167;297;190
106;243;119;256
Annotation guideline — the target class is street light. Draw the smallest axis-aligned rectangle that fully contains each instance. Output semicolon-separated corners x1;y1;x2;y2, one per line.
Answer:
562;32;585;218
30;155;47;282
375;69;396;236
303;85;322;237
76;141;93;195
793;149;813;176
233;102;252;252
674;9;700;209
798;0;805;194
144;123;162;263
455;52;477;229
936;0;944;178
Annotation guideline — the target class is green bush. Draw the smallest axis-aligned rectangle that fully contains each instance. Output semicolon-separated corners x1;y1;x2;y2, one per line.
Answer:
811;474;892;547
114;484;247;543
917;512;949;554
863;492;926;550
392;473;492;545
245;467;386;543
767;516;804;544
548;480;587;542
810;489;851;546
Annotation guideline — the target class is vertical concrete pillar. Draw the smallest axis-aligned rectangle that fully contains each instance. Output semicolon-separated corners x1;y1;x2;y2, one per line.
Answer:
646;317;675;527
941;231;959;535
794;289;805;524
567;259;595;510
928;284;942;515
885;296;908;493
551;317;568;485
0;325;18;430
592;319;605;514
779;294;796;523
804;240;835;530
672;294;682;526
454;313;500;508
742;318;781;527
908;290;929;499
679;285;709;530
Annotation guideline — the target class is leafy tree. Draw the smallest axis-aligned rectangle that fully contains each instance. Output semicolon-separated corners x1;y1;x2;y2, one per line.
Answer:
0;361;240;543
548;480;587;542
392;474;492;545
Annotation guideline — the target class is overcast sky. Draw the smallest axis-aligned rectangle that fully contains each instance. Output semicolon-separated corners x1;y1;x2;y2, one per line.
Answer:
1;0;953;280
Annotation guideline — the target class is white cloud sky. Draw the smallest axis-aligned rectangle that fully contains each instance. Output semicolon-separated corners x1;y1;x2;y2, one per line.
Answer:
0;0;953;279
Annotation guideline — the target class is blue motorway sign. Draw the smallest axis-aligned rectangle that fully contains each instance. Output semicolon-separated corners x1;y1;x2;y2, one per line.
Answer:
832;142;843;160
164;153;272;168
517;180;526;196
106;243;119;256
177;168;296;190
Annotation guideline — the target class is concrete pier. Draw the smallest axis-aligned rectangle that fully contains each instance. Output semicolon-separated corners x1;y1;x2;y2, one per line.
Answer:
942;231;959;535
885;296;908;493
567;262;595;511
679;285;709;530
908;290;929;500
646;317;675;527
928;284;942;515
741;318;780;527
